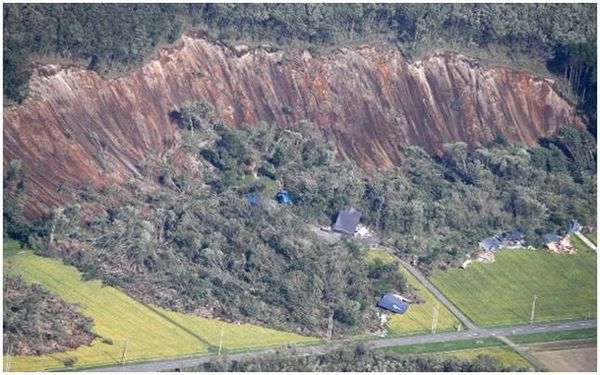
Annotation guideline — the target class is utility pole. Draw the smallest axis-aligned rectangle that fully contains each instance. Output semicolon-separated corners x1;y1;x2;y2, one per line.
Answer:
121;338;129;365
431;303;439;334
327;310;334;341
218;326;224;356
530;294;538;324
5;344;13;372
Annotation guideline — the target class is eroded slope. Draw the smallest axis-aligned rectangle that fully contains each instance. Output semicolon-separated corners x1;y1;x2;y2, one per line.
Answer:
3;34;583;217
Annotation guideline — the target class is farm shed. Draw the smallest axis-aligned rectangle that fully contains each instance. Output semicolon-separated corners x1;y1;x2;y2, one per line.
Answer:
332;207;361;235
377;293;410;314
276;190;293;204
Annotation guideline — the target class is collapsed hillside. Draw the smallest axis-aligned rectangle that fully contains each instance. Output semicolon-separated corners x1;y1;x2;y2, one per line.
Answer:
3;34;584;218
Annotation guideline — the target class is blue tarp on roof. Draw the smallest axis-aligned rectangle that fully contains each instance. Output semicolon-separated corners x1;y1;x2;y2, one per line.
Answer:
276;190;293;204
377;293;409;314
245;194;259;206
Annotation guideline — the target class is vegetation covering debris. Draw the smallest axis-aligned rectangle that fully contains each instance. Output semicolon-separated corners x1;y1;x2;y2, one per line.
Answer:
192;344;529;371
3;243;317;371
5;98;595;336
3;275;94;356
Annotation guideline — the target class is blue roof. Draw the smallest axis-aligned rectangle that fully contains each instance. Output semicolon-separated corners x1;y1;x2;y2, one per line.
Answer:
245;194;259;206
377;294;409;314
276;190;293;204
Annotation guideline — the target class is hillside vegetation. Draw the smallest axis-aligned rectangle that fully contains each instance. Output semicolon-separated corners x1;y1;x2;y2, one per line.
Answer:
3;4;596;125
8;103;595;337
430;239;597;326
3;242;316;371
193;344;529;371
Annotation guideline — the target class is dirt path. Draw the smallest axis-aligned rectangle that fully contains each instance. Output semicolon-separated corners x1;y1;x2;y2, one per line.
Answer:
395;258;477;330
575;232;597;252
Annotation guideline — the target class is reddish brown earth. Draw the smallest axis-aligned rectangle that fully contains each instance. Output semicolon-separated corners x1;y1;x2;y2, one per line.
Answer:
3;34;584;218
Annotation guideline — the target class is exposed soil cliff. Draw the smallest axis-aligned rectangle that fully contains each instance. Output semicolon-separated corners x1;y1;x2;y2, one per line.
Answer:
4;34;584;218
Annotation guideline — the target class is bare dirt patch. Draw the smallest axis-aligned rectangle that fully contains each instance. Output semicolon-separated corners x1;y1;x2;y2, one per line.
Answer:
529;340;597;372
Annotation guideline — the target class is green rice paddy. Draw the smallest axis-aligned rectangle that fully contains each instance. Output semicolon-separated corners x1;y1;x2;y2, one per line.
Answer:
429;239;596;327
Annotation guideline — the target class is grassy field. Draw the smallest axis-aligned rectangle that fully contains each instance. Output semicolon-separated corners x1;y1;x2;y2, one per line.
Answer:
3;241;318;371
385;337;502;355
511;328;597;344
367;250;459;335
440;347;533;369
385;338;532;369
429;239;596;327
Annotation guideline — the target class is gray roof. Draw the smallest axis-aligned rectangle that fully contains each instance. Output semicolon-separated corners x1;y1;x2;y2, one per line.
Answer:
479;237;501;252
332;207;361;235
543;233;562;243
502;230;524;242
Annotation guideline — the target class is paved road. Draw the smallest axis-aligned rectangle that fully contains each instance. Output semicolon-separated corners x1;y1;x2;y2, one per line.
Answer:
89;319;596;372
575;232;597;252
396;258;477;330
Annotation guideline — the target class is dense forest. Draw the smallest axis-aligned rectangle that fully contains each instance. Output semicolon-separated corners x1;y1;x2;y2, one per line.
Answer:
3;276;95;357
3;3;597;125
6;103;595;335
192;344;528;371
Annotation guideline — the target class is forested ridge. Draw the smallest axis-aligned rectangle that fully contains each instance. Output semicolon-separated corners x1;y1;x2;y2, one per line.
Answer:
3;3;596;125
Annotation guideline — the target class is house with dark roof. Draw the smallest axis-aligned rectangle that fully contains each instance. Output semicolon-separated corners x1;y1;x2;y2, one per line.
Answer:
479;229;525;252
332;207;361;235
377;293;410;314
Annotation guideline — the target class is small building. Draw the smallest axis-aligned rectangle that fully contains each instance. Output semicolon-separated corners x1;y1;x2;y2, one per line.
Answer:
332;207;361;235
276;190;293;204
377;293;410;314
479;229;525;253
479;237;502;252
569;219;583;234
499;230;525;247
